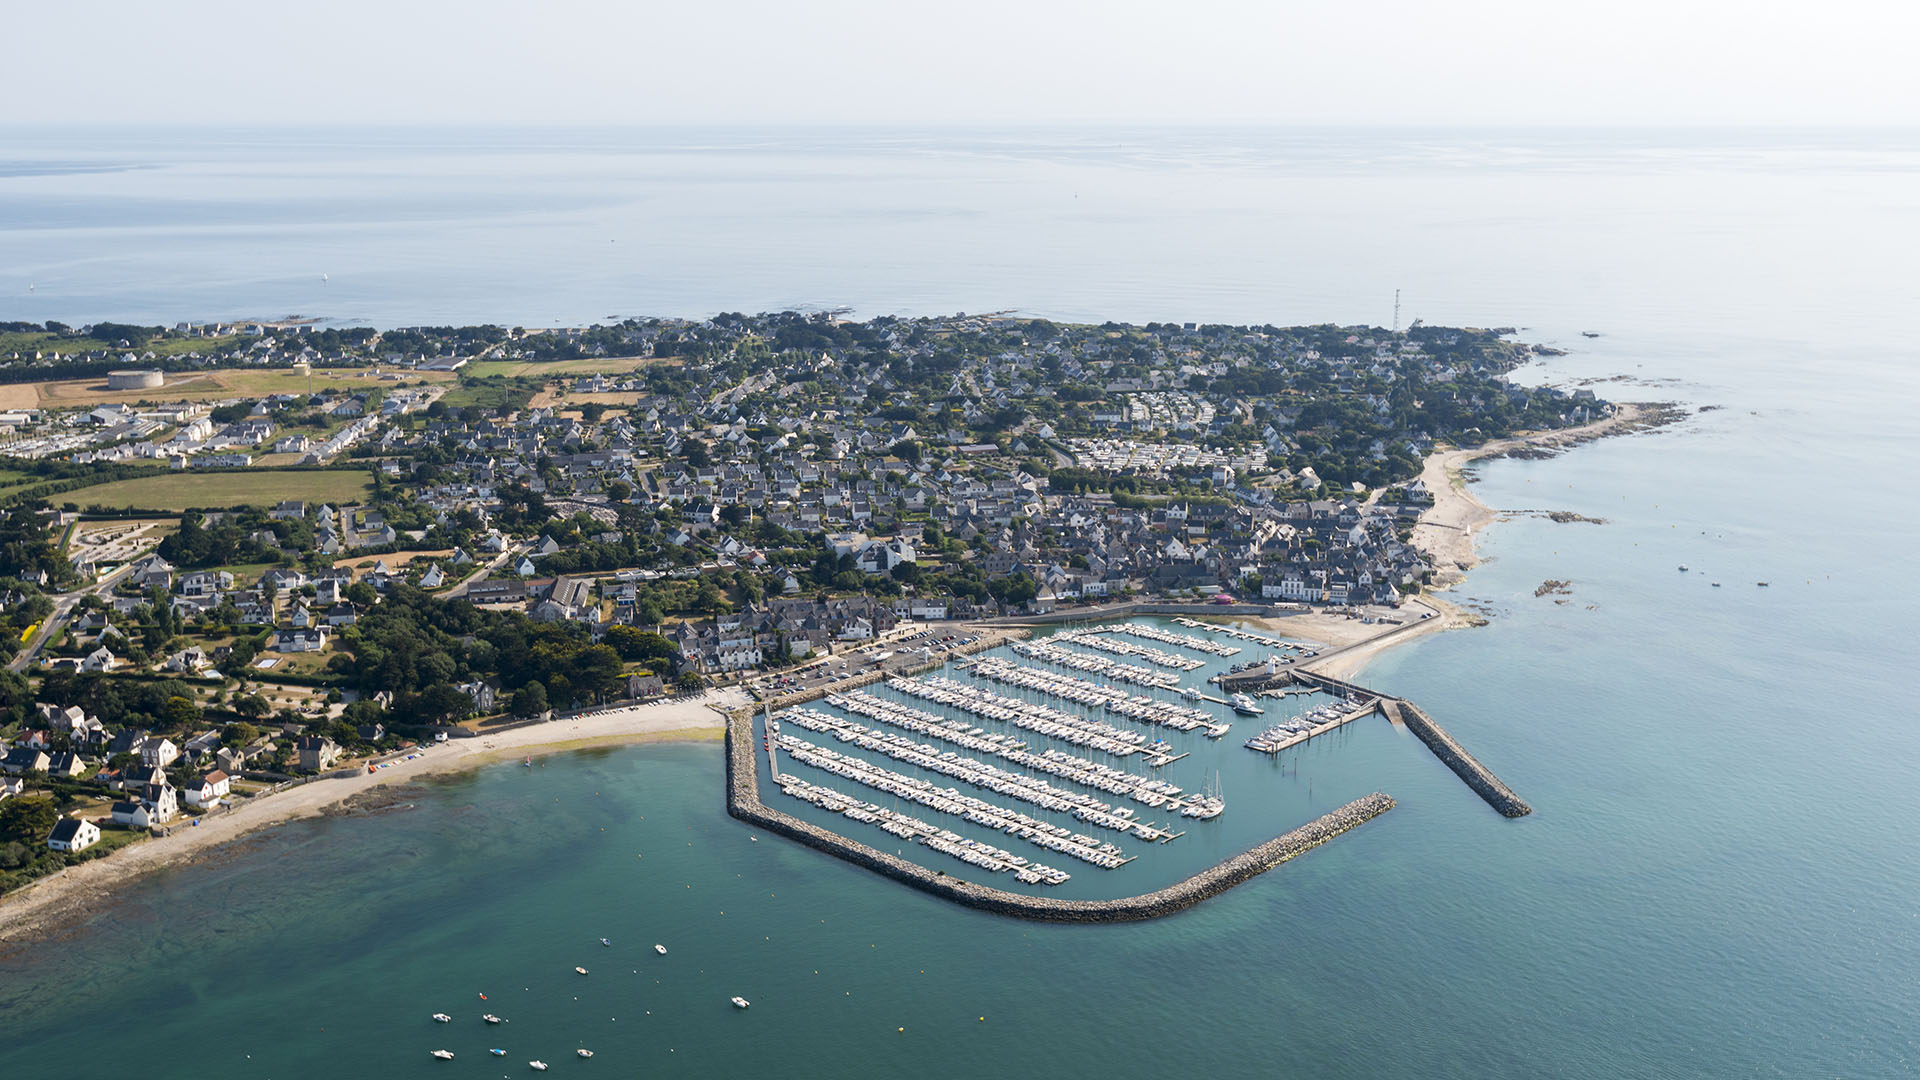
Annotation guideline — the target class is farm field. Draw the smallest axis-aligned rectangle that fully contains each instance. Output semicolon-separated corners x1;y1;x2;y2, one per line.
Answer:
462;355;675;378
2;366;455;409
68;470;374;511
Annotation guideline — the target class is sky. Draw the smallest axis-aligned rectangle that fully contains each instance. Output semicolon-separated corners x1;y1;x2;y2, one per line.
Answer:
8;0;1919;127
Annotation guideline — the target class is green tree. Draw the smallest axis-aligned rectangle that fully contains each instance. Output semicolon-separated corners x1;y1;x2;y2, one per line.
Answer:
512;680;549;717
0;795;58;842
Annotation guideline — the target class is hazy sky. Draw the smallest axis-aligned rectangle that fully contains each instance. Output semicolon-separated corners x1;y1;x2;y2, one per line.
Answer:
9;0;1918;126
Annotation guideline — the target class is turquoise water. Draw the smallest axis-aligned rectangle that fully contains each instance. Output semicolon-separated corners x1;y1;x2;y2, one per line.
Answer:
3;128;1919;1077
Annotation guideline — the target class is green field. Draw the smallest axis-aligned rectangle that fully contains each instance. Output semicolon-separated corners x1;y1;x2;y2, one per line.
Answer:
463;355;672;378
68;470;374;511
0;330;247;359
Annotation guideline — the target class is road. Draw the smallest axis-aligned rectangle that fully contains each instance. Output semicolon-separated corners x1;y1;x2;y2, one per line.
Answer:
11;563;135;673
445;541;528;598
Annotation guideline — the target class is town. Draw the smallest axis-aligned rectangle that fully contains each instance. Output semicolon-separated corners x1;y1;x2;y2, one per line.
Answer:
0;311;1604;891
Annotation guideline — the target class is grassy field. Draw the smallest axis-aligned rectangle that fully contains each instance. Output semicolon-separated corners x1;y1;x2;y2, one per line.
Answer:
0;366;455;410
463;355;676;378
0;330;246;359
68;470;374;511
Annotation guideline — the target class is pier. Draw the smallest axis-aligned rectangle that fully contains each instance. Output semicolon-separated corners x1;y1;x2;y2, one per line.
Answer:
1218;666;1532;818
727;707;1396;922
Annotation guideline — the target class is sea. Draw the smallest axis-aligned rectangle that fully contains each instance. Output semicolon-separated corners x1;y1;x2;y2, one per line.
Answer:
2;127;1917;1079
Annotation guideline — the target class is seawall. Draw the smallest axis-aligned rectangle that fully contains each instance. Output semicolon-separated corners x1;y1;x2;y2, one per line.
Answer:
1381;699;1533;817
725;710;1393;922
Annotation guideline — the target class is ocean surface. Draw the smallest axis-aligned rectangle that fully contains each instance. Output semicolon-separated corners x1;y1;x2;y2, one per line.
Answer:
3;127;1918;1079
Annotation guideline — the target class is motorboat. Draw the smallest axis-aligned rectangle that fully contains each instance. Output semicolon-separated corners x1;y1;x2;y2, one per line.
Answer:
731;996;751;1009
654;944;666;955
577;1049;594;1058
530;1061;549;1071
1229;693;1265;717
574;966;589;975
600;938;611;947
431;1013;451;1023
489;1049;506;1057
430;1050;454;1060
483;1014;505;1024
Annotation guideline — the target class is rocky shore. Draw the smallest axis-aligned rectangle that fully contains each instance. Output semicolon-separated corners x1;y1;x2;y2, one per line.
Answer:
725;709;1394;922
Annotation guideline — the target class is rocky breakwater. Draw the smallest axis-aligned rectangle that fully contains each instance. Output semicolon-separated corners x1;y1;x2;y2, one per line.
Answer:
1383;699;1532;817
725;710;1394;922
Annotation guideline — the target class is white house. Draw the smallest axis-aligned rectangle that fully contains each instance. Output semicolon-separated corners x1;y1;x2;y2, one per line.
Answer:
274;627;329;652
48;817;101;853
140;738;179;769
182;770;231;809
80;646;117;672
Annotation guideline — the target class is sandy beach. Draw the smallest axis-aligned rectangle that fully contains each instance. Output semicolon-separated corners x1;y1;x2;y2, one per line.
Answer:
0;688;746;942
1411;403;1650;588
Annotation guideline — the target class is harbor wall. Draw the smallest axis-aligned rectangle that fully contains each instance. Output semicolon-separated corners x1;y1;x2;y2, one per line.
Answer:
725;710;1394;922
1382;699;1533;818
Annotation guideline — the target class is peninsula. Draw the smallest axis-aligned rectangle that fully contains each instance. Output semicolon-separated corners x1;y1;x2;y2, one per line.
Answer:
0;311;1630;932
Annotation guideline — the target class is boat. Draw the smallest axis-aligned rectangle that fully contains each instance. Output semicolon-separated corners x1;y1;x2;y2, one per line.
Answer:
431;1050;455;1060
1229;693;1265;717
489;1049;506;1057
530;1062;549;1071
654;944;666;955
431;1013;451;1023
1757;581;1770;587
577;1049;594;1058
1180;686;1201;701
731;996;751;1009
483;1014;504;1024
599;937;611;947
524;756;532;766
574;966;589;975
1678;565;1688;572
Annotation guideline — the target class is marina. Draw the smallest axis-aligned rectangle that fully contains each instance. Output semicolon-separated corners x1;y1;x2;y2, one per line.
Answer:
735;615;1521;901
785;706;1196;832
772;731;1135;868
1173;616;1319;656
877;677;1182;766
964;655;1231;738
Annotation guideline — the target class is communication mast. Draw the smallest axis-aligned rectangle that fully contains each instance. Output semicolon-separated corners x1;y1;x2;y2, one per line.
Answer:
1392;290;1401;335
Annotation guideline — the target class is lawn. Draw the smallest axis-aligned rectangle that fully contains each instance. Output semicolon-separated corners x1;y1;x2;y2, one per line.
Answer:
0;330;246;359
67;470;374;512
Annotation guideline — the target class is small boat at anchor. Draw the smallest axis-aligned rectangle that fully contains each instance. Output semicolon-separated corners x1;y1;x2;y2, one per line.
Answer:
600;938;611;947
654;944;666;955
577;1049;595;1058
483;1014;505;1024
574;966;589;975
530;1061;549;1071
430;1050;454;1060
489;1049;506;1056
431;1013;451;1023
731;996;751;1009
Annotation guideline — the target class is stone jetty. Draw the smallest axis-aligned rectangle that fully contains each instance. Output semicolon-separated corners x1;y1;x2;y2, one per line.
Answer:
1380;698;1532;817
725;709;1395;922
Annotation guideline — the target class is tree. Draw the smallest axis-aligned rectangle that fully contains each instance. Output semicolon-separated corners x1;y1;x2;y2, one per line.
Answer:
512;680;549;717
163;695;201;732
606;625;674;662
606;480;632;502
0;795;58;842
675;672;704;693
234;694;271;719
222;721;260;749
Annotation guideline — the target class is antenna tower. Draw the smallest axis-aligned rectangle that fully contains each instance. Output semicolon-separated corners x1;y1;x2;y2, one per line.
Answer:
1392;290;1401;335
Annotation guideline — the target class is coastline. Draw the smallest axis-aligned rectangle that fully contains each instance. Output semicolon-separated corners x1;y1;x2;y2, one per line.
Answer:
0;408;1653;944
0;689;745;943
1249;403;1660;683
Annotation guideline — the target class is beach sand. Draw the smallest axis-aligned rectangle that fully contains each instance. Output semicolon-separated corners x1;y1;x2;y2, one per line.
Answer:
0;689;745;942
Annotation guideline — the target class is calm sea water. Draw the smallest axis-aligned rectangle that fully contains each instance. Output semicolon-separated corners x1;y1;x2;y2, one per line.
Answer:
2;128;1918;1078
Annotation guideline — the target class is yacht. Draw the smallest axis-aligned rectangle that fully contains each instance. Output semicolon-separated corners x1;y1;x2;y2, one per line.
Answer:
530;1062;549;1071
654;944;667;955
430;1050;454;1060
1180;686;1202;701
1229;693;1265;717
483;1014;504;1024
431;1013;451;1023
731;996;751;1009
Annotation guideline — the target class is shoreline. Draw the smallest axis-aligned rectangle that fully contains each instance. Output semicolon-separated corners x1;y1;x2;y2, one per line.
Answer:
1411;402;1659;589
0;407;1655;943
0;689;745;943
